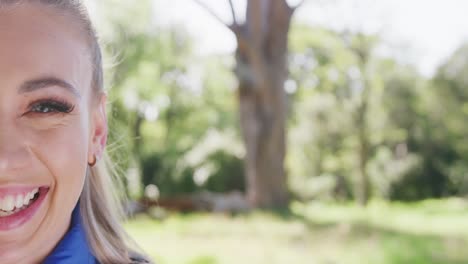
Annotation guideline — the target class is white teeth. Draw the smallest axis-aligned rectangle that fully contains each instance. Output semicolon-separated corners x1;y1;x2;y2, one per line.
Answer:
0;188;40;214
0;209;15;217
15;194;23;209
23;193;30;205
4;196;14;211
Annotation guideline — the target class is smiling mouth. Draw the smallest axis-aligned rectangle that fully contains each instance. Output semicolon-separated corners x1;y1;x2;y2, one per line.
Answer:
0;186;49;231
0;188;43;217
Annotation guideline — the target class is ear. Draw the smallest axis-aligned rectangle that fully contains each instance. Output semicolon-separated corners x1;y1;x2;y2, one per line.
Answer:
88;93;108;165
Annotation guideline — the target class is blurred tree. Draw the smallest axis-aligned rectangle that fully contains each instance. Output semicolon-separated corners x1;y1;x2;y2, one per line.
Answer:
430;43;468;196
371;60;426;201
194;0;305;209
346;33;379;206
92;0;208;197
288;26;357;201
288;26;386;205
88;0;156;197
95;0;245;197
89;0;468;204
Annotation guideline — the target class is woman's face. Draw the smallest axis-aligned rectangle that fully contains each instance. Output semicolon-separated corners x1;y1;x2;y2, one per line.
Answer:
0;4;107;263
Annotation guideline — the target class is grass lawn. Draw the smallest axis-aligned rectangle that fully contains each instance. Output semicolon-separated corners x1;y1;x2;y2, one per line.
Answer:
124;198;468;264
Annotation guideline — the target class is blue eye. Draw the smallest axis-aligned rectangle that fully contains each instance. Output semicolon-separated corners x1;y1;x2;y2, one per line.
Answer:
29;99;75;114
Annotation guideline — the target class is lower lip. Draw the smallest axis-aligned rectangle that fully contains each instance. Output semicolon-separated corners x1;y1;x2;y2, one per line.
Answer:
0;187;49;231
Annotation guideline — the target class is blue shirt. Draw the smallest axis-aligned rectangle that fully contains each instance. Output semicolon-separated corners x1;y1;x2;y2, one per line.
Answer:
43;204;98;264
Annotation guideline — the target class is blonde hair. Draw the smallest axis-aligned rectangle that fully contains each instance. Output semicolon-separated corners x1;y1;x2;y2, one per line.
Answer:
83;155;139;263
0;0;147;263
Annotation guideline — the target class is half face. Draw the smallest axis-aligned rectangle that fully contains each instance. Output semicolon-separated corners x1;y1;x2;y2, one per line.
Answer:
0;3;107;263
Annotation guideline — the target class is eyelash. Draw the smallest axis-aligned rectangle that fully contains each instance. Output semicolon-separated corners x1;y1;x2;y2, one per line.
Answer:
27;97;75;115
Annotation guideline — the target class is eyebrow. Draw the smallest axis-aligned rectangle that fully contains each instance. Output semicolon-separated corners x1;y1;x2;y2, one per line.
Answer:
19;77;81;98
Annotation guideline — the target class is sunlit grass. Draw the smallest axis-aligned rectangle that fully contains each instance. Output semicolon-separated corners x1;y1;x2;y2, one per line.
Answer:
124;198;468;264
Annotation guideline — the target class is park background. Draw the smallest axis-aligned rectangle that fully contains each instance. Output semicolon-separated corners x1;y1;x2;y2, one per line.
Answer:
85;0;468;263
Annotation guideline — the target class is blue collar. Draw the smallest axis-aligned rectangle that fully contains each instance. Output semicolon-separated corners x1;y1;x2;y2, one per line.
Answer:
43;204;98;264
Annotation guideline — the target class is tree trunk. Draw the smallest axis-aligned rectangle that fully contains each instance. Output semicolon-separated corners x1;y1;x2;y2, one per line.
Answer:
353;35;372;206
356;92;370;206
195;0;302;208
233;0;294;208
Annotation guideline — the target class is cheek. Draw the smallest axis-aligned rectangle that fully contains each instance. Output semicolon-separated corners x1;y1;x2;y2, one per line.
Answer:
27;113;90;202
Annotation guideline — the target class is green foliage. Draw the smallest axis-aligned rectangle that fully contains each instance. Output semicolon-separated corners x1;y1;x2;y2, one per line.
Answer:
90;0;246;197
92;0;468;203
287;25;468;202
141;151;197;196
201;150;245;193
288;26;385;201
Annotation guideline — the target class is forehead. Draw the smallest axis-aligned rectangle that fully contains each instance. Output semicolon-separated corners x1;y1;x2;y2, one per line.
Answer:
0;4;92;93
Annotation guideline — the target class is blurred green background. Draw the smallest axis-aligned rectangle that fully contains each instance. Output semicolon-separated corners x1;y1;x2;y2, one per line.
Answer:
85;0;468;263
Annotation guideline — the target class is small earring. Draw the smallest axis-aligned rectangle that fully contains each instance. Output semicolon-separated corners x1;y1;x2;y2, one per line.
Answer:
88;154;97;167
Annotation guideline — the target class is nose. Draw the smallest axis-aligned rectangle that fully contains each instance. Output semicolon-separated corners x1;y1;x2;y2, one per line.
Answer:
0;119;30;172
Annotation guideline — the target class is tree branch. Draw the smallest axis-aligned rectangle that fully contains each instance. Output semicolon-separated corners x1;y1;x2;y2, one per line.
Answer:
228;0;237;25
290;0;306;11
194;0;233;30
